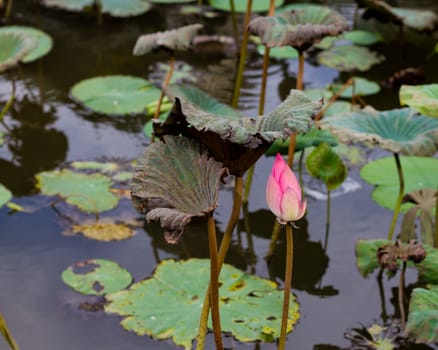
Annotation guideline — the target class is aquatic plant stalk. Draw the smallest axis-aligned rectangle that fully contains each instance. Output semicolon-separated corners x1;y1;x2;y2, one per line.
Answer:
4;0;13;19
0;311;19;350
229;0;238;47
398;261;407;330
243;0;276;204
196;176;243;350
0;79;15;124
387;153;405;240
265;220;280;261
315;78;353;121
279;224;294;350
231;0;252;108
435;186;438;248
207;215;223;350
324;190;331;250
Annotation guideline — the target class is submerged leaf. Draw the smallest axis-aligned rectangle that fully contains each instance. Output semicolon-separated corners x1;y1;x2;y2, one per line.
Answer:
131;136;226;243
105;259;299;349
133;24;203;55
306;142;347;191
154;90;322;175
319;108;438;156
399;84;438;118
405;286;438;343
62;259;133;296
317;45;384;72
70;75;163;116
248;4;348;51
36;169;119;213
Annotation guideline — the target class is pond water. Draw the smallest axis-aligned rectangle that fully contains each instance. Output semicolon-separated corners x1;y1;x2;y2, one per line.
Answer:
1;1;438;349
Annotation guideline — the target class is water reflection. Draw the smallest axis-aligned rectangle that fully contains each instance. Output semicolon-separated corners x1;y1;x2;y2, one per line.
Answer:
238;209;338;296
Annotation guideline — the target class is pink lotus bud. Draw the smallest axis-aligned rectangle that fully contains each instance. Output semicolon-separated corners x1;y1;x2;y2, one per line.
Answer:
266;154;307;223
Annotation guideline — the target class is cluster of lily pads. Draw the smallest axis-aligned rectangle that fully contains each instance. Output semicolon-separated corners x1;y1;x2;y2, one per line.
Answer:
1;0;438;349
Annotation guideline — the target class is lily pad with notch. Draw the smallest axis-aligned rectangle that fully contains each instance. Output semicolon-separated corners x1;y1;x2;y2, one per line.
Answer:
62;259;133;296
105;258;299;349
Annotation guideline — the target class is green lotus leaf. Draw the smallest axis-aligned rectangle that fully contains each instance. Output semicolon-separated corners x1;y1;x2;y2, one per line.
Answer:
0;183;12;208
360;156;438;211
133;24;203;55
41;0;152;17
143;112;168;139
62;259;133;296
306;142;347;190
400;84;438;118
313;36;338;50
355;239;390;277
248;4;349;51
112;171;133;182
154;90;322;175
256;45;299;59
329;77;380;98
105;259;299;349
36;169;119;213
317;45;384;72
392;8;438;32
344;30;383;46
319;108;438;156
416;245;438;284
266;126;338;156
71;161;119;172
165;84;243;119
405;286;438;343
0;32;36;73
0;26;53;63
70;75;164;116
131;135;226;243
150;0;196;3
209;0;284;13
324;101;353;117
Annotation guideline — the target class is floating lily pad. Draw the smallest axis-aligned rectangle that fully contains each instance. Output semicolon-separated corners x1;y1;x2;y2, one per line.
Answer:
0;26;53;63
256;45;299;59
131;135;226;243
41;0;152;17
405;286;438;343
71;161;119;172
344;30;383;46
62;259;133;296
70;75;164;116
360;157;438;211
392;8;438;32
319;108;438;156
209;0;284;13
105;259;299;349
71;221;135;241
306;142;347;191
36;169;119;213
324;101;353;117
355;239;390;277
248;4;349;51
133;24;203;55
400;84;438;118
0;183;12;208
0;32;36;73
317;45;384;72
329;77;380;98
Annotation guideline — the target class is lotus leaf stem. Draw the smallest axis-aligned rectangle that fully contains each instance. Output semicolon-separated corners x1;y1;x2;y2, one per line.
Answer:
387;153;404;241
296;51;304;90
265;220;280;261
231;0;252;108
4;0;12;19
315;78;353;121
207;215;223;350
298;149;305;190
435;186;438;248
0;311;20;350
0;79;15;124
376;267;388;323
324;190;331;250
196;176;243;350
279;223;294;350
229;0;238;47
398;261;407;330
287;133;297;167
243;203;256;273
95;0;102;25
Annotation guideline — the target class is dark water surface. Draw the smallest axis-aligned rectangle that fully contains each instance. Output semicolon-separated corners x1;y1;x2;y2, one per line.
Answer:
1;1;438;349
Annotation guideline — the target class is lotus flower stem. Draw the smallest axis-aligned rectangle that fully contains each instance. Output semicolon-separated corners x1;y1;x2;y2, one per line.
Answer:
315;78;353;121
196;176;243;350
0;311;20;350
398;261;407;330
387;153;405;241
279;223;294;350
231;0;252;108
207;215;223;350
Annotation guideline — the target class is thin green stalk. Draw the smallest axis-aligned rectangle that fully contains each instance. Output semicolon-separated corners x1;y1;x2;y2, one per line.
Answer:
229;0;238;48
196;176;243;350
231;0;252;108
377;267;388;323
207;215;223;350
243;203;256;273
387;153;405;241
4;0;13;19
0;80;15;123
0;311;19;350
324;190;331;251
399;261;407;330
279;224;294;350
434;186;438;248
298;149;305;190
265;220;280;261
243;166;254;205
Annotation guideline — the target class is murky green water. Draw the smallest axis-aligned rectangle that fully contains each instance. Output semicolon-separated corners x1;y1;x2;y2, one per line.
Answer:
1;1;437;349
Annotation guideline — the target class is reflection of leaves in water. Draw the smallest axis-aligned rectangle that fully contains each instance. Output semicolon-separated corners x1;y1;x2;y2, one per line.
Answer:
238;209;336;296
9;96;57;127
